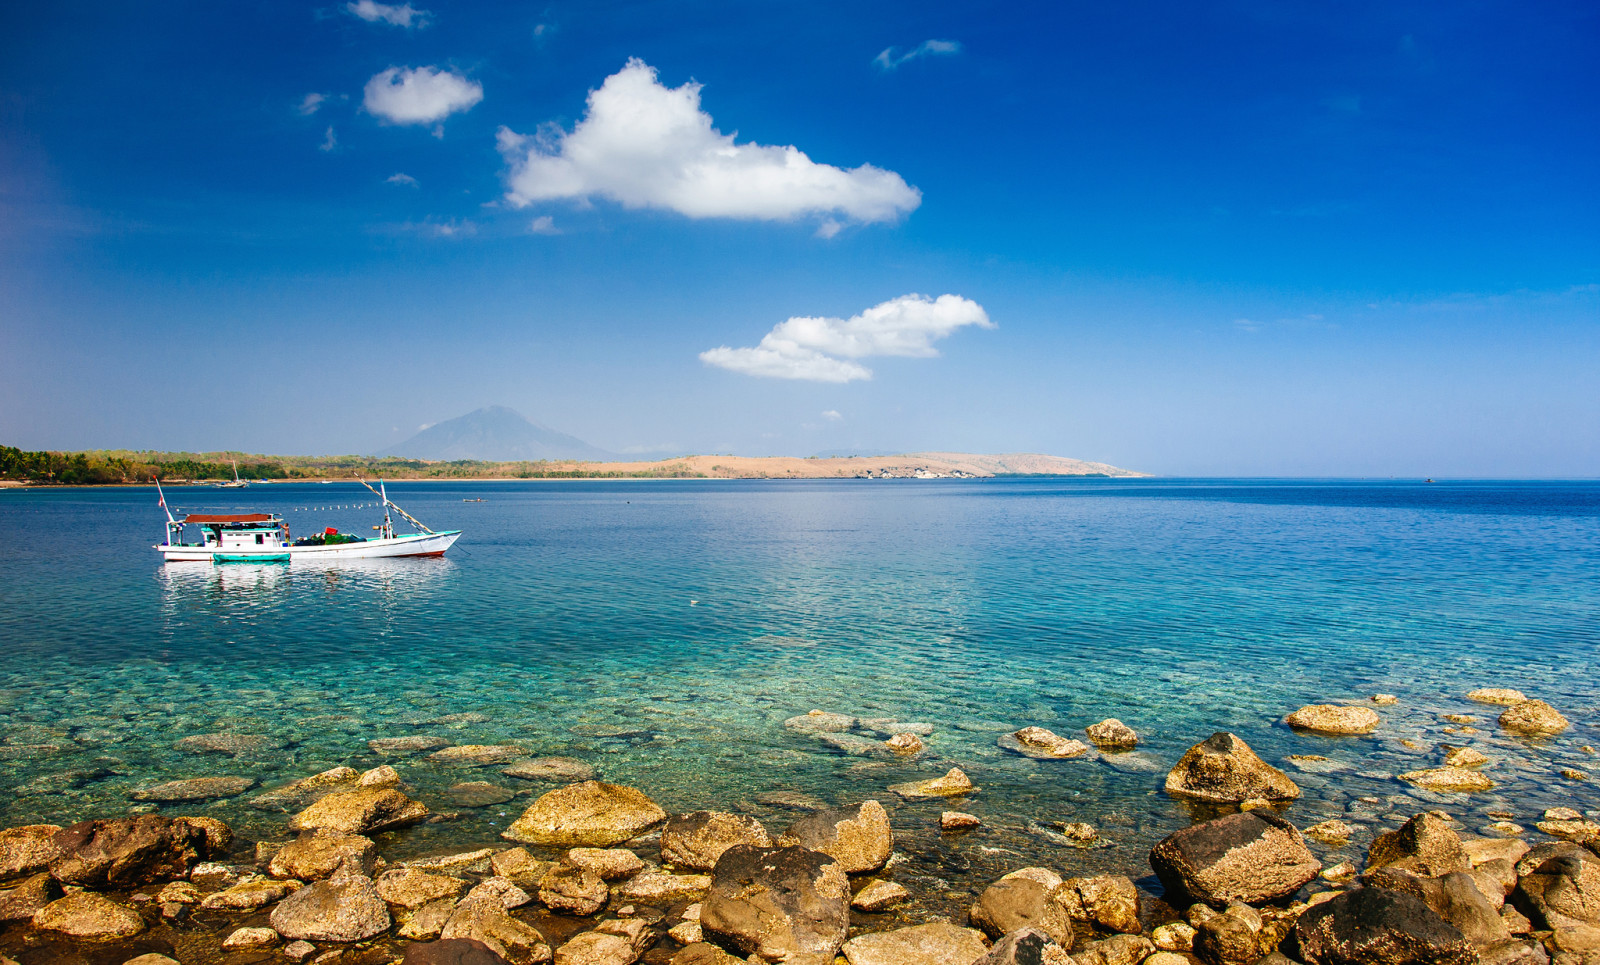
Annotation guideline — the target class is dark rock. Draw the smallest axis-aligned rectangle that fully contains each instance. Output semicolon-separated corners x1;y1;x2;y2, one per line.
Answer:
1195;903;1285;965
701;844;850;965
969;874;1075;948
973;927;1076;965
1513;845;1600;928
49;814;214;887
778;801;891;874
1075;934;1157;965
1293;887;1477;965
1152;811;1322;907
1064;875;1142;935
0;872;62;921
403;938;512;965
1361;869;1511;948
1165;733;1301;803
1368;814;1470;877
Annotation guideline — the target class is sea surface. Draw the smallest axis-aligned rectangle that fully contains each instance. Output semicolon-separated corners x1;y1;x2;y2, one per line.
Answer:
1;478;1597;905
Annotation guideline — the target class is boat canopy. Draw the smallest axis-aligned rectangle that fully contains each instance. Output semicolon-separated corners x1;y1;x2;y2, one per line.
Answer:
181;513;280;524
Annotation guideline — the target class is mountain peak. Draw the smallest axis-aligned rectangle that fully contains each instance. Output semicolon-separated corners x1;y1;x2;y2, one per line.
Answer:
381;406;615;462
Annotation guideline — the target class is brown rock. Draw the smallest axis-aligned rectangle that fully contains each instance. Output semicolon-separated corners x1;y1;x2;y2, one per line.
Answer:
430;744;529;765
942;811;982;831
1468;689;1528;706
199;877;292;911
1515;845;1600;928
1285;705;1381;735
1150;810;1321;906
701;844;850;965
661;811;772;871
778;800;892;874
268;868;392;942
888;767;976;799
369;735;451;755
611;870;710;904
1498;700;1569;736
1294;887;1476;965
379;867;471;910
49;814;215;887
269;829;377;880
288;786;429;835
441;892;553;963
670;943;744;965
399;897;459;940
840;921;988;965
492;847;557;886
402;937;515;965
1086;719;1139;749
1361;868;1512;949
539;864;609;916
884;733;924;755
565;848;645;881
973;927;1076;965
1368;813;1471;877
223;925;280;949
852;879;910;912
0;872;61;921
1165;733;1300;803
1076;934;1157;965
1002;727;1090;759
0;824;64;879
969;873;1075;947
504;782;667;847
32;891;145;939
502;758;598;782
1066;874;1142;934
466;877;533;910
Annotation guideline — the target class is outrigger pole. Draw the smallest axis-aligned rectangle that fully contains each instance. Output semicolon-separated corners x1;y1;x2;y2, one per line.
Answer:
353;476;434;534
153;475;180;546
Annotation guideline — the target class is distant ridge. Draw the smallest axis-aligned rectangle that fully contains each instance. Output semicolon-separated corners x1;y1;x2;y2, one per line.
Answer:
381;406;615;462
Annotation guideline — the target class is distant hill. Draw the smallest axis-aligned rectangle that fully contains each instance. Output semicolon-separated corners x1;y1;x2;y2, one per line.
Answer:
381;406;616;461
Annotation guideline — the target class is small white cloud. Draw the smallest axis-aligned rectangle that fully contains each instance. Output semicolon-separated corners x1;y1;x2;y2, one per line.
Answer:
395;218;476;238
299;92;327;116
821;410;843;421
319;126;338;152
528;215;560;234
417;422;434;431
347;0;431;28
386;172;419;186
700;293;992;383
499;59;920;226
364;66;482;125
874;39;962;72
815;219;842;240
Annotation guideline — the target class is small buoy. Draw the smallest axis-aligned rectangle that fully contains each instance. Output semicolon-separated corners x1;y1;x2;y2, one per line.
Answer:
689;600;698;606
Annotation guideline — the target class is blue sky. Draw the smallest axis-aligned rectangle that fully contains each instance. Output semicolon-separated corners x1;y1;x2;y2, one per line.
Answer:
2;0;1596;475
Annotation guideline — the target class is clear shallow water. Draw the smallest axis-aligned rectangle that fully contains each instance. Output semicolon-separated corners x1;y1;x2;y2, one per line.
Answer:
1;479;1597;904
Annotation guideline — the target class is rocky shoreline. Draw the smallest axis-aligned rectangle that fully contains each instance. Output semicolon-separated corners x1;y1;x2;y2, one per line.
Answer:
0;693;1596;965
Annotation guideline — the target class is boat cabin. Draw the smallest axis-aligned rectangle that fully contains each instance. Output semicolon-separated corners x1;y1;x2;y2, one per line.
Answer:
179;513;287;549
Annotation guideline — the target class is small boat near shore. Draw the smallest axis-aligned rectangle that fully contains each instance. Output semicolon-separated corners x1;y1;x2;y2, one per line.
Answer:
154;478;460;563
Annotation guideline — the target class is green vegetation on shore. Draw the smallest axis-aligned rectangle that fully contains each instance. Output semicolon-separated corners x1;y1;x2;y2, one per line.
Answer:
0;445;709;485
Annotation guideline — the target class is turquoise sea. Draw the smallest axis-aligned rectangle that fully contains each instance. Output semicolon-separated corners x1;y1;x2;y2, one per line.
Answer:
1;479;1597;908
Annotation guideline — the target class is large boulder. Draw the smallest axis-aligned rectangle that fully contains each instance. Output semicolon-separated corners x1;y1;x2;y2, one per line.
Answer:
0;824;64;879
662;811;772;871
1368;814;1470;877
778;801;892;874
269;868;392;942
1063;875;1142;934
1286;705;1381;735
269;829;377;879
289;786;429;835
1150;811;1321;906
1293;887;1476;965
441;892;552;964
840;922;989;965
49;814;218;887
973;927;1076;965
503;782;666;847
700;844;850;965
1514;846;1600;928
31;891;145;939
1361;868;1511;948
1165;733;1300;803
1497;701;1568;736
969;873;1076;948
1193;902;1281;965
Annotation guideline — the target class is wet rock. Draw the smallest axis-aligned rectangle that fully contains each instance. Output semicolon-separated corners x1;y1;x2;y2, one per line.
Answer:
32;891;145;939
1399;768;1496;793
0;872;61;921
175;732;286;756
399;897;459;940
410;848;498;875
369;735;451;755
441;891;552;963
158;879;200;903
1286;705;1381;735
1478;939;1547;965
1165;733;1301;803
502;758;598;782
269;868;392;942
1154;921;1197;951
972;927;1076;965
269;829;377;880
1468;689;1527;706
701;844;850;965
1305;821;1356;847
200;877;293;911
126;955;182;965
555;918;654;965
1498;701;1569;736
467;876;532;910
852;879;909;912
611;870;710;904
1294;887;1475;965
449;782;518;808
539;864;610;915
661;811;772;871
130;775;256;801
1442;748;1489;769
1076;934;1157;965
359;764;400;788
1472;864;1514;905
1066;874;1142;934
566;848;644;881
669;919;703;945
1368;813;1470;877
670;943;744;965
1360;868;1511;948
943;811;982;831
779;800;892;874
249;766;360;812
402;938;514;965
492;847;555;886
1193;903;1279;965
819;733;885;756
504;782;667;847
1463;838;1529;867
884;733;924;755
784;710;857;734
1537;818;1600;845
431;745;529;766
50;814;216;887
1150;810;1321;907
969;873;1075;947
289;786;430;835
1374;695;1400;705
0;824;64;879
753;790;828;812
1500;906;1531;935
378;868;470;910
841;921;989;965
1002;727;1090;759
223;925;279;949
888;767;976;798
1514;845;1600;928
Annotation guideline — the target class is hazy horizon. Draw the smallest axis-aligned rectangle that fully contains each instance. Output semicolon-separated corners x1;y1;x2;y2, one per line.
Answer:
3;1;1596;477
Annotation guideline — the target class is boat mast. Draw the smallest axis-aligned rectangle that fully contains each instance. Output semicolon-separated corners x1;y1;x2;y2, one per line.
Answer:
380;479;394;539
354;476;433;534
154;475;180;546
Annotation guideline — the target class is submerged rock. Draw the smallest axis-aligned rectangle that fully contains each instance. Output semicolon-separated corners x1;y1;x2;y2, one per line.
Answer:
840;921;989;965
200;877;293;911
1165;733;1300;803
1304;820;1356;847
1286;705;1381;735
889;767;976;798
369;735;451;755
701;844;850;965
661;811;772;871
502;758;598;783
223;926;280;949
1498;700;1569;736
504;781;667;847
852;879;909;912
289;786;429;835
431;745;529;766
1001;727;1090;759
174;732;287;756
449;782;518;808
249;766;360;812
1399;767;1495;793
784;710;857;734
1467;689;1528;706
778;800;892;874
1150;810;1321;907
129;775;256;802
1086;719;1140;749
32;890;145;939
50;814;219;887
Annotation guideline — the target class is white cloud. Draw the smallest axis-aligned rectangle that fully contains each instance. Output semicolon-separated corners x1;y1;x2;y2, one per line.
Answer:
821;410;843;421
299;92;326;116
347;1;430;28
386;172;419;186
319;126;338;152
528;215;560;234
498;59;920;225
874;39;962;72
700;293;992;383
364;67;482;125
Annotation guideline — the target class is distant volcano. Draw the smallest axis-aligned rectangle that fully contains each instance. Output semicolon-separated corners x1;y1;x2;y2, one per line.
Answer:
381;406;616;462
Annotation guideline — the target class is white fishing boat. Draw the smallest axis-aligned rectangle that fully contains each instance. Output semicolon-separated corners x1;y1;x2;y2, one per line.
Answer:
154;478;460;563
218;459;248;488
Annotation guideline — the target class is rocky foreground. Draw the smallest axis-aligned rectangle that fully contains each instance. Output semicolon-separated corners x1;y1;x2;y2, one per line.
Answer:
0;698;1596;965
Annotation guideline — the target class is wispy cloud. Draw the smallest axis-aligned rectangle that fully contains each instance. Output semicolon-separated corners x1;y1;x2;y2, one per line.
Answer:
821;409;843;421
395;217;475;238
873;39;962;72
528;215;560;234
364;66;482;125
701;293;993;383
386;172;419;186
319;126;338;152
298;93;327;116
498;59;920;227
347;1;431;28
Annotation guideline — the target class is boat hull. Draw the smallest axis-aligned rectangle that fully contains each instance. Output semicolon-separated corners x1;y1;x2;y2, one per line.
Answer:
158;530;461;563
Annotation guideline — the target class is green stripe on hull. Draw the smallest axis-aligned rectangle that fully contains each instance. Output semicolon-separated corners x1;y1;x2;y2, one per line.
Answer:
213;553;289;563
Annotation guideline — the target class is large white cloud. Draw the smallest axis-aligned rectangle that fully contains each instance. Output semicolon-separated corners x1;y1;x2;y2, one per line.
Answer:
700;294;992;383
364;67;482;125
348;1;430;28
498;59;921;225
